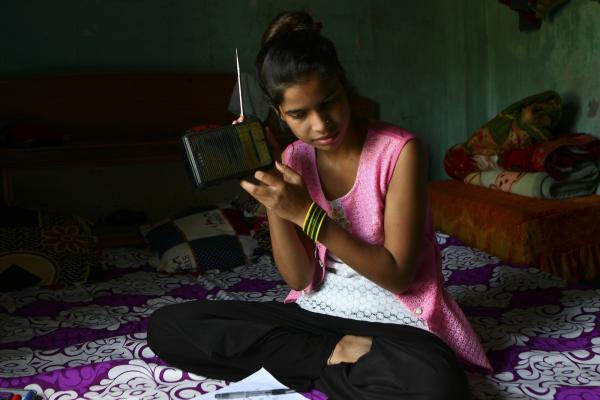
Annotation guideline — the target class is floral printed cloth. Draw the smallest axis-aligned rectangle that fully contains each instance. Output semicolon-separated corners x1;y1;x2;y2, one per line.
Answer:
1;239;600;399
443;91;600;199
0;207;98;288
464;161;600;199
446;133;600;183
444;91;562;181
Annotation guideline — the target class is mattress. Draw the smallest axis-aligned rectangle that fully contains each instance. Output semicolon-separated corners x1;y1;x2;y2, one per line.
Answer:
1;233;599;399
430;180;600;283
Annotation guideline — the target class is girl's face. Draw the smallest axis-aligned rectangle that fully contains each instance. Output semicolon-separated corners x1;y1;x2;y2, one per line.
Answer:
277;73;351;151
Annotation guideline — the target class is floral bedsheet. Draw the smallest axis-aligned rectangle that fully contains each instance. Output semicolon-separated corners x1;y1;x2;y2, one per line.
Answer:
1;233;600;399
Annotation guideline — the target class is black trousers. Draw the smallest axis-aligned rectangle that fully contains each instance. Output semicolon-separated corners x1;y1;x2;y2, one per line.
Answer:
147;300;469;400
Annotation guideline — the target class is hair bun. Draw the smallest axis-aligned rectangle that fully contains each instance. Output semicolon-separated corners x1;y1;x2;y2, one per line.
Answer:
261;11;322;47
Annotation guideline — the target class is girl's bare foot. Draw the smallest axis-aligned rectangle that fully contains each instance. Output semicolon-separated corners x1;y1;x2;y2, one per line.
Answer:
327;335;373;365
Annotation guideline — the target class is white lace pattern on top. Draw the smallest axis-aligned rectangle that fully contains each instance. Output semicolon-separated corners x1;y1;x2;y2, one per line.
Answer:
295;199;428;330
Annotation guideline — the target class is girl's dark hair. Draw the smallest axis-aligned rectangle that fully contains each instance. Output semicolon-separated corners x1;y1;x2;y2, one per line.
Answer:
256;11;351;108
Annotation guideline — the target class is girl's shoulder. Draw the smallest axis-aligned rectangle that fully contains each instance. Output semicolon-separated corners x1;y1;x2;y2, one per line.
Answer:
367;119;416;142
282;140;315;171
283;139;309;152
364;120;418;158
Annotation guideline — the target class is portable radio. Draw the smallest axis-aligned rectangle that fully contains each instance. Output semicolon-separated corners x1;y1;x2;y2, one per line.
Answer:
181;119;274;188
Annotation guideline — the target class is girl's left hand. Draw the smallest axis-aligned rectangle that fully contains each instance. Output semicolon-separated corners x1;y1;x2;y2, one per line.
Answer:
240;161;312;227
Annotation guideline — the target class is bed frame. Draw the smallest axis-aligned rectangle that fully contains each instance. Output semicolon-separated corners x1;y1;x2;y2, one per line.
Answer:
0;72;379;205
0;72;237;205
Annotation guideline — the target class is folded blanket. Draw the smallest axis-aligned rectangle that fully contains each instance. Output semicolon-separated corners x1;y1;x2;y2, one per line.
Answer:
444;143;478;180
464;161;600;199
465;90;561;156
530;133;600;179
500;134;600;179
447;133;600;181
445;91;562;180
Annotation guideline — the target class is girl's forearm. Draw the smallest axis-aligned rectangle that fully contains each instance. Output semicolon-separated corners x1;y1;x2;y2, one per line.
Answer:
316;218;418;293
267;209;316;290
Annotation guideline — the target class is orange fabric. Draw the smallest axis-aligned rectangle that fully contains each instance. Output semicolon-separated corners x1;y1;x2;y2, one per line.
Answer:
429;180;600;283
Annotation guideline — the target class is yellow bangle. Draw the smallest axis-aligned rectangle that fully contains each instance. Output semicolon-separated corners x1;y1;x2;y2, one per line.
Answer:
313;210;327;242
302;202;316;232
302;202;327;241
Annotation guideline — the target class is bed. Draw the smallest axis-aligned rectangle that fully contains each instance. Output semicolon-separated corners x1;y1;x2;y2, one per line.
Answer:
1;71;599;398
1;230;599;400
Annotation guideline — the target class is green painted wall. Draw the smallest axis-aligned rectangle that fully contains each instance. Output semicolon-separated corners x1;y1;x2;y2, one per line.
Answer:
0;0;598;220
482;0;600;136
0;0;478;177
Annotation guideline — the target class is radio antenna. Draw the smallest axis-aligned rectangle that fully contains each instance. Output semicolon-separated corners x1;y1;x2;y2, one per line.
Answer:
236;48;244;117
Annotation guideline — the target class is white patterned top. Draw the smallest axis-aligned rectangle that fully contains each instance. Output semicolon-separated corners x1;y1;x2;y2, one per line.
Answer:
295;199;428;330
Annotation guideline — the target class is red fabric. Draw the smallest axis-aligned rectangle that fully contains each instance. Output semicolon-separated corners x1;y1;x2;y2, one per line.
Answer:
186;123;220;133
444;90;562;179
499;146;536;171
445;133;600;181
443;144;477;180
531;133;600;180
220;208;251;236
499;0;541;25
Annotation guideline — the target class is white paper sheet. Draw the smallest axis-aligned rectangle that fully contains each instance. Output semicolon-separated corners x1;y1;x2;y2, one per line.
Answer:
193;368;305;399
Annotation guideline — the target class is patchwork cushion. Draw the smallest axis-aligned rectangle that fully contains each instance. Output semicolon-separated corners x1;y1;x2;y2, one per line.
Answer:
140;205;257;273
235;197;271;256
0;207;99;289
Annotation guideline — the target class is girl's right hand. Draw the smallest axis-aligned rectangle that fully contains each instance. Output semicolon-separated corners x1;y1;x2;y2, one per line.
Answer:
233;114;282;163
233;114;282;165
232;114;246;124
240;161;312;227
264;126;282;163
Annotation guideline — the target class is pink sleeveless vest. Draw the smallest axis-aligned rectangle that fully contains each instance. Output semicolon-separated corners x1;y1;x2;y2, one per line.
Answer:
282;120;492;373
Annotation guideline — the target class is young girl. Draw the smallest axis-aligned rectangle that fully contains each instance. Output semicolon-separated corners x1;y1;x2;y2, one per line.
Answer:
148;11;492;399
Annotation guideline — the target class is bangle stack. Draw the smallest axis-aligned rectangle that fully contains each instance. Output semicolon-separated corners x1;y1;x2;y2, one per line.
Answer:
302;201;327;242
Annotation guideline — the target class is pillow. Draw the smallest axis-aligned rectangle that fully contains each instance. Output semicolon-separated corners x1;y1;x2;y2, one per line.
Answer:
0;207;99;290
140;205;257;273
234;197;272;257
464;90;562;156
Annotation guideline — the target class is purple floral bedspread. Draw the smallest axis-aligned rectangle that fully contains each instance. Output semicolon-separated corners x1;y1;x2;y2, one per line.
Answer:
1;233;599;399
